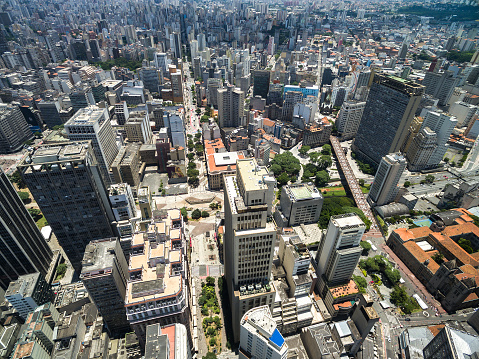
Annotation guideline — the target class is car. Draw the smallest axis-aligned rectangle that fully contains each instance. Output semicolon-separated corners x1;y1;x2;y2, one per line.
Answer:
405;318;411;321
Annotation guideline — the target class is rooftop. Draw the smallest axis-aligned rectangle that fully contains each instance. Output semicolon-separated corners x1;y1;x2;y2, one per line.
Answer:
66;106;107;126
80;238;119;275
284;183;322;201
333;213;365;229
237;158;272;192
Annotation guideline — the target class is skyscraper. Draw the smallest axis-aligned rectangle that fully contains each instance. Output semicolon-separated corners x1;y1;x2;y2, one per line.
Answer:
0;104;34;154
18;141;114;271
217;84;245;128
81;238;130;336
316;213;365;287
253;70;271;99
224;158;277;342
197;33;206;52
368;153;406;206
170;32;182;59
406;127;437;172
0;169;52;290
64;106;119;185
336;101;366;140
352;74;424;166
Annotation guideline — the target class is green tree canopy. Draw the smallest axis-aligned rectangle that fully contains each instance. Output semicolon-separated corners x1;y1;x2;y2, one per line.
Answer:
277;172;290;186
299;145;311;156
191;209;201;219
270;152;301;177
315;170;329;188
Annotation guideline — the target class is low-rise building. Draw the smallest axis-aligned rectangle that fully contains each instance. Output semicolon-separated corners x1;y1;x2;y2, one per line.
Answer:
205;138;244;190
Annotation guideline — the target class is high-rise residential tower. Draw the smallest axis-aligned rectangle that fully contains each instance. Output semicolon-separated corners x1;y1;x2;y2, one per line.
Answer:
64;106;119;185
352;74;424;166
81;238;130;336
224;158;277;342
406;127;437;172
217;84;245;128
0;104;34;154
336;101;366;140
0;168;52;289
316;213;365;287
368;153;407;206
18;142;115;271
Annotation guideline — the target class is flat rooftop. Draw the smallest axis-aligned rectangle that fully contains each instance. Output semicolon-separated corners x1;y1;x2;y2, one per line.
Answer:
81;238;118;274
286;183;322;201
237;159;271;192
333;213;365;229
66;106;106;125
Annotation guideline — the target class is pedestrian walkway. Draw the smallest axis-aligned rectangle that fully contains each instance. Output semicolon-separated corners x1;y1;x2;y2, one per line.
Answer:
380;242;444;314
330;135;381;236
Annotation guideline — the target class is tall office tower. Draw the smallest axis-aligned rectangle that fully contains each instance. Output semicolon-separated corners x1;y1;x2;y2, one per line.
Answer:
419;110;457;168
399;41;408;60
207;77;223;108
18;142;114;272
0;104;33;154
336;101;366;140
224;159;277;342
197;33;206;51
139;67;160;94
70;88;96;114
170;32;182;59
69;39;88;61
239;306;288;359
423;326;479;359
423;70;460;106
37;100;64;129
275;183;323;227
253;70;271;98
406;127;437;171
282;91;303;121
81;238;130;336
164;110;186;148
89;39;101;61
0;169;52;289
64;106;119;185
109;183;137;222
125;209;191;347
5;272;54;319
401;116;424;154
352;74;424;167
170;70;184;103
154;52;168;76
193;57;201;80
110;143;141;190
115;101;130;125
190;39;198;60
217;84;245;128
368;153;406;206
316;214;365;288
125;112;152;144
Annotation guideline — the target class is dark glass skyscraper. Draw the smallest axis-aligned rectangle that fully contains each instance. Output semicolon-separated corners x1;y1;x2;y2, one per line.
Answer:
0;169;52;289
352;74;424;166
18;141;114;272
253;70;271;99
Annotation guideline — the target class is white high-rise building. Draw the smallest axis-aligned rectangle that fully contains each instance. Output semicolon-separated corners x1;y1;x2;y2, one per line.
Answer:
197;33;206;52
316;213;365;286
368;153;407;206
239;306;288;359
336;101;366;140
224;158;277;342
190;39;198;60
419;109;457;168
64;106;119;185
154;52;169;77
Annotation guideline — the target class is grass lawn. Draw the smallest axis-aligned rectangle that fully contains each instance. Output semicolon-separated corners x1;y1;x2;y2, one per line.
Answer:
322;186;347;197
36;216;48;229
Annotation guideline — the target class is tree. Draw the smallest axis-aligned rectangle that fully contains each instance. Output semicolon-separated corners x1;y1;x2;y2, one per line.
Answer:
404;181;411;188
17;191;30;203
425;174;435;184
196;109;201;115
277;172;289;186
298;145;311;156
443;157;449;163
9;170;25;188
315;170;329;188
56;263;67;276
431;252;444;264
458;238;474;254
360;241;372;254
209;338;216;346
187;168;199;177
270;151;301;177
191;209;201;219
28;208;42;221
321;144;332;155
202;352;217;359
318;155;332;170
309;151;320;163
390;286;408;307
270;164;282;175
180;207;188;221
201;211;210;218
200;115;209;123
359;179;365;187
188;176;199;186
206;276;215;286
384;267;401;284
188;153;195;161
